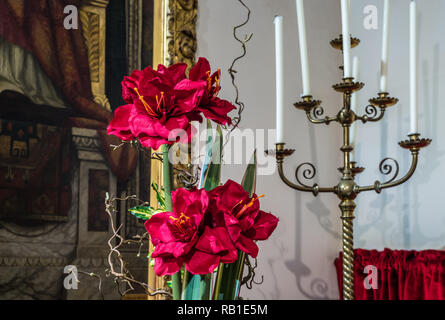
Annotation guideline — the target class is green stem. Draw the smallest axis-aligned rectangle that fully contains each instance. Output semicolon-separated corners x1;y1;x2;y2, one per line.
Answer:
162;144;181;300
212;252;246;300
162;144;173;211
181;270;191;300
234;252;246;298
198;274;212;300
212;263;224;300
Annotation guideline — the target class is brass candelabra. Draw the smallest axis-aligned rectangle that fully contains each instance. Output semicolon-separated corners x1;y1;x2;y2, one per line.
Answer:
267;35;431;300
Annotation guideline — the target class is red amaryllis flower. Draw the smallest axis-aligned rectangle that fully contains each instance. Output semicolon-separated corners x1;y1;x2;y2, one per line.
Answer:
145;188;238;276
208;180;279;258
107;63;206;149
189;57;236;125
121;63;187;104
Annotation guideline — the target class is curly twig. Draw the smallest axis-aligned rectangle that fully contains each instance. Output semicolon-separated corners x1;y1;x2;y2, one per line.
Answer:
104;194;172;298
241;256;264;290
227;0;252;135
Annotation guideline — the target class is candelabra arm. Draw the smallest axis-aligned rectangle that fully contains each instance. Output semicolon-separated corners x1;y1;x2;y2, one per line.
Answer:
380;152;418;189
358;152;418;193
267;144;336;196
355;106;386;123
277;161;314;193
305;110;338;125
277;161;335;196
358;134;431;194
356;93;398;124
294;96;338;125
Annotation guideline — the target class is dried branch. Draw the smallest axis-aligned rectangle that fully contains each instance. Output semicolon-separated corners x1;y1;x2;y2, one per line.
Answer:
67;267;105;300
241;256;264;290
104;194;172;298
227;0;252;134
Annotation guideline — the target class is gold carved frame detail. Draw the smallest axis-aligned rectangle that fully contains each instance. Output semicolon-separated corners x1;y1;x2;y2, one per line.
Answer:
166;0;198;69
80;0;112;111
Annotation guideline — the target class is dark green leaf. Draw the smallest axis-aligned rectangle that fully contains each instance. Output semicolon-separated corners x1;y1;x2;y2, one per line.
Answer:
202;124;223;191
241;150;257;196
151;181;166;209
129;206;160;221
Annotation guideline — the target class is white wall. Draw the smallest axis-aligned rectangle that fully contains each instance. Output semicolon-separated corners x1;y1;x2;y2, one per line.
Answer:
350;0;445;252
196;0;444;300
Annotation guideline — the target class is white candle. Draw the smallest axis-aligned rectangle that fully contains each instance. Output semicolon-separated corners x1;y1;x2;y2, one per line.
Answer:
341;0;352;78
351;56;359;114
410;0;418;133
296;0;311;96
350;56;359;160
274;16;284;143
380;0;391;93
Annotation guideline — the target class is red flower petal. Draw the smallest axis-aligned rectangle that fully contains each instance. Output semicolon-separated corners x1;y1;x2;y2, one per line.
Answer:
136;122;195;150
144;212;177;245
194;227;238;264
153;256;183;276
185;250;221;275
129;112;190;140
235;234;259;258
220;248;238;264
107;104;135;141
223;213;242;242
195;226;236;255
121;69;146;103
138;135;171;150
189;57;211;81
152;241;193;259
198;97;236;125
173;79;207;115
172;188;209;224
136;80;166;107
163;63;188;84
209;179;249;212
187;111;204;123
252;211;279;241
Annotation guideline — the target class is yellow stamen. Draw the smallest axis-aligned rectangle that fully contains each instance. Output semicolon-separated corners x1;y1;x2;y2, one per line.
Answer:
134;87;158;117
214;69;221;95
169;213;190;234
234;194;265;219
206;71;212;91
206;69;222;97
155;92;165;112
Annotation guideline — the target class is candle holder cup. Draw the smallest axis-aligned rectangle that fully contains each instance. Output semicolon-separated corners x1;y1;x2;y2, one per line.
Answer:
330;34;360;50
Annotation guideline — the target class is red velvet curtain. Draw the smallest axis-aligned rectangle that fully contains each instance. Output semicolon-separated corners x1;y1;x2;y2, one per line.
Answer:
0;0;137;182
334;248;445;300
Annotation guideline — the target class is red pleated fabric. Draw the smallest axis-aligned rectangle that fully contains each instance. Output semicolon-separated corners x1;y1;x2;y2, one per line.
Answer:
334;248;445;300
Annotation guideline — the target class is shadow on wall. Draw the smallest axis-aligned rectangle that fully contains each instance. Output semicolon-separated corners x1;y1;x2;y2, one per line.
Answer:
281;121;338;299
276;121;338;300
408;42;445;248
284;194;331;299
356;38;444;250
